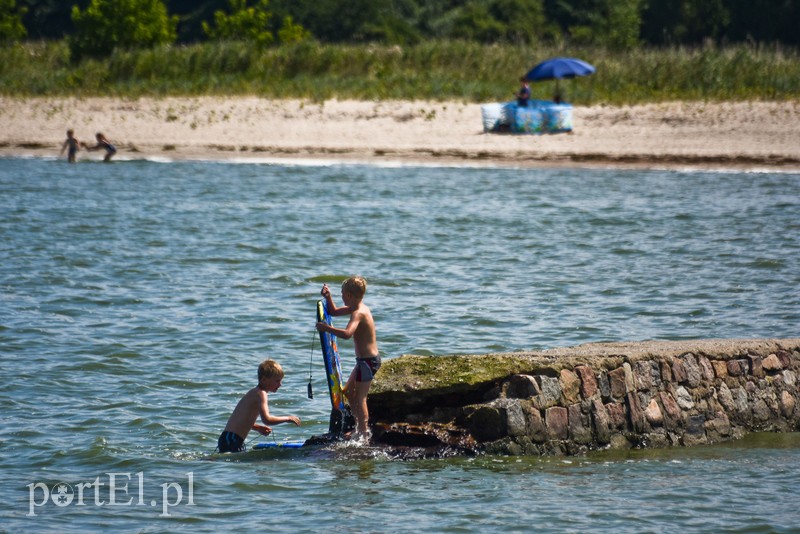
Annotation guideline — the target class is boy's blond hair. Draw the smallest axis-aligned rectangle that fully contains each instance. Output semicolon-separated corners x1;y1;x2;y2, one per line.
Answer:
341;275;367;300
258;359;284;380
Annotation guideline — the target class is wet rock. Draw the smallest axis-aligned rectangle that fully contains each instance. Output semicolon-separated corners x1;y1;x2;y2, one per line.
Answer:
367;338;800;457
568;404;592;444
763;353;783;371
676;386;694;410
698;356;715;381
717;381;735;412
753;399;771;422
537;376;562;408
705;412;732;442
608;367;627;399
560;369;581;404
711;360;728;378
748;355;764;378
623;362;635;393
681;354;703;387
784;370;797;387
780;391;795;418
605;402;627;430
672;359;688;383
645;398;663;426
591;399;611;444
522;400;547;443
506;374;540;399
465;405;504;442
727;359;749;376
597;371;611;401
658;391;682;430
545;406;569;440
626;392;646;432
575;365;598;399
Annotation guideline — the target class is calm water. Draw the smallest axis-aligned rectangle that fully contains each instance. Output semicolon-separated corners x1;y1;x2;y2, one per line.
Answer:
1;157;799;532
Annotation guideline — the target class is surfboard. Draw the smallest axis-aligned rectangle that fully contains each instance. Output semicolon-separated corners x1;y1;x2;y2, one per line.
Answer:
317;299;354;435
252;441;306;450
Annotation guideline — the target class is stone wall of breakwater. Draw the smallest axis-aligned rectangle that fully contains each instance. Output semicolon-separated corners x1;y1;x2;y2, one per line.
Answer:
368;338;800;456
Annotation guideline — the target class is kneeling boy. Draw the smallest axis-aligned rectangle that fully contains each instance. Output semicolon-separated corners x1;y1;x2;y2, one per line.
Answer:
217;359;301;453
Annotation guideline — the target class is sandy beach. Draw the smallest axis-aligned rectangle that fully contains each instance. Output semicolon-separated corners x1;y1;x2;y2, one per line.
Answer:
1;96;799;170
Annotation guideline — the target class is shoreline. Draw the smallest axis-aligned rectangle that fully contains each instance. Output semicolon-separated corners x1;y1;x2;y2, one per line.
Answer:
2;97;799;171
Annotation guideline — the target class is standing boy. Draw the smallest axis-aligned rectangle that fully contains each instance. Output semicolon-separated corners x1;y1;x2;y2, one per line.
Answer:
316;276;380;439
60;129;81;163
217;359;301;453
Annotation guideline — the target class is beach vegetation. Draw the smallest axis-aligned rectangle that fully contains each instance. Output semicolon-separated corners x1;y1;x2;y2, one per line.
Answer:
69;0;177;60
203;0;275;47
1;39;798;104
0;0;27;44
277;16;311;45
14;1;800;48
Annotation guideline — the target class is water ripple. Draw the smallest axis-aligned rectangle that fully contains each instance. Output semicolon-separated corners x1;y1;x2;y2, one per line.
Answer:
1;159;799;531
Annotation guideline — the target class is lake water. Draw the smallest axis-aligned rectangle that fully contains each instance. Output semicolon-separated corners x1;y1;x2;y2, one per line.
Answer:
1;156;799;532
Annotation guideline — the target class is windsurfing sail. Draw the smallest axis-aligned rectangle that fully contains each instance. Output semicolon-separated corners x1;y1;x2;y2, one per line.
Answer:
317;299;354;435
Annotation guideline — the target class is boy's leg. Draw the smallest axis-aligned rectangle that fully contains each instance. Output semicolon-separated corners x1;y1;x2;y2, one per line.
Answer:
351;359;380;437
343;367;368;435
343;368;356;402
351;381;371;436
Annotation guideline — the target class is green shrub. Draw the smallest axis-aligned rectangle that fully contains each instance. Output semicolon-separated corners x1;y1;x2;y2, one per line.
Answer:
0;0;26;44
69;0;177;61
2;40;798;103
203;0;275;47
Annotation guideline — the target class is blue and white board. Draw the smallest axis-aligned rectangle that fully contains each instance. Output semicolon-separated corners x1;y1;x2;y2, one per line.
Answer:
252;441;306;450
317;299;354;435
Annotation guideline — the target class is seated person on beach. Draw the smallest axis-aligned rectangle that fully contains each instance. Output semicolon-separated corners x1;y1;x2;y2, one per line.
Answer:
217;359;301;453
83;132;117;162
516;78;531;107
60;129;81;163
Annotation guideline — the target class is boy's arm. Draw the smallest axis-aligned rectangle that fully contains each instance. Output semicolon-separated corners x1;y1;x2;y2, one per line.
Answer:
320;284;352;316
256;390;301;428
317;311;361;340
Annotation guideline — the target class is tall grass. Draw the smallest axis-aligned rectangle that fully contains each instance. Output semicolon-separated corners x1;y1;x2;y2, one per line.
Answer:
1;40;798;103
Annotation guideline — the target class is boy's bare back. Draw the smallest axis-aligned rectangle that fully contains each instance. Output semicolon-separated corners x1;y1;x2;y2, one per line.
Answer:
223;386;267;439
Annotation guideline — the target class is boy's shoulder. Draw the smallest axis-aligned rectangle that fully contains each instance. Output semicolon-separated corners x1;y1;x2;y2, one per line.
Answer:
245;385;267;399
354;301;372;315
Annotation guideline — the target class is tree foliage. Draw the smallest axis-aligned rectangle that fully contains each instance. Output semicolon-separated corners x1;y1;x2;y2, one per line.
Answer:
202;0;309;46
276;16;310;45
203;0;274;46
14;0;800;48
69;0;177;60
0;0;27;43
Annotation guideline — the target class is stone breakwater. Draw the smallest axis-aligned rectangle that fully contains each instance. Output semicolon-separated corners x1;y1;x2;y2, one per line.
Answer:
368;338;800;457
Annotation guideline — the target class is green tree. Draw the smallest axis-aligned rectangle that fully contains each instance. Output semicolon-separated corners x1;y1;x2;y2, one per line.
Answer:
545;0;642;48
640;0;729;45
276;15;310;44
203;0;274;46
489;0;547;43
70;0;177;60
603;0;643;49
0;0;27;44
451;2;506;42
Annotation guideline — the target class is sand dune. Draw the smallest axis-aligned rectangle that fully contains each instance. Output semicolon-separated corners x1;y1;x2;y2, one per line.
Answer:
1;96;799;170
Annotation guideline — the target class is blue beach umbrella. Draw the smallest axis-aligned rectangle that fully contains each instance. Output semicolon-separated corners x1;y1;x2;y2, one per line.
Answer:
524;57;596;103
525;57;596;81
